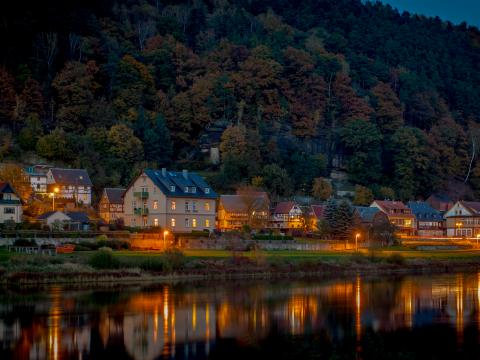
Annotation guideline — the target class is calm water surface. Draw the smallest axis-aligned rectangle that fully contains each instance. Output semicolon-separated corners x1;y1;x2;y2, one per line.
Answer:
2;273;480;359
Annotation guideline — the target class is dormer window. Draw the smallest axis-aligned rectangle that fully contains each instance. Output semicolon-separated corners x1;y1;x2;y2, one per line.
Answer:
192;187;196;193
205;188;210;194
184;187;189;193
170;185;175;192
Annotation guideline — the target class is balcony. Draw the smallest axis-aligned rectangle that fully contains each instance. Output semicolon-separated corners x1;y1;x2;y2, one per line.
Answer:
134;208;149;216
134;191;149;199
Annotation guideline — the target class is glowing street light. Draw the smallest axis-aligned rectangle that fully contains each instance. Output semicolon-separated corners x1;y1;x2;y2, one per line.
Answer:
476;233;480;248
163;230;169;249
355;233;361;252
51;187;60;211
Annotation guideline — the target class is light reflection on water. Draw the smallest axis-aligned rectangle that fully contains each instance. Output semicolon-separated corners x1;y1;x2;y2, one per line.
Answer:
2;272;480;359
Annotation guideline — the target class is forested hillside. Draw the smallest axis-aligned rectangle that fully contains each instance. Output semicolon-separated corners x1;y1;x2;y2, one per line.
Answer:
1;0;480;201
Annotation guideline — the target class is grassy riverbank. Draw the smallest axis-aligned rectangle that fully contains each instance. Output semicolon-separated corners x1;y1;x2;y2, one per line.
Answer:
2;247;480;286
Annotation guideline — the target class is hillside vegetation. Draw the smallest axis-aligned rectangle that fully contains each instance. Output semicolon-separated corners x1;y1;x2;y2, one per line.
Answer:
1;0;480;200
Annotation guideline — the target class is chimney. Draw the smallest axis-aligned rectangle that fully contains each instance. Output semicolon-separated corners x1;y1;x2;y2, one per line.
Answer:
182;169;188;179
161;168;167;177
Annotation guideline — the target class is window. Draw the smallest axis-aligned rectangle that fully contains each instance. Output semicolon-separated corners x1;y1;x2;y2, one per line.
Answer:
205;219;210;227
4;208;15;214
205;188;210;194
154;218;159;227
184;187;189;193
192;201;197;211
185;218;190;227
192;218;197;228
171;218;176;227
204;202;210;211
143;217;148;227
171;201;176;210
170;185;175;192
153;200;158;209
185;201;189;211
192;187;196;193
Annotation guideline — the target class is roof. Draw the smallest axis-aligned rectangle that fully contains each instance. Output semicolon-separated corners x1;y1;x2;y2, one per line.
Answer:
37;211;90;223
407;201;443;221
373;200;409;211
311;205;326;219
427;193;453;203
49;168;92;186
103;188;125;204
355;206;382;222
220;193;268;213
274;201;297;214
0;182;15;194
142;169;217;199
460;201;480;214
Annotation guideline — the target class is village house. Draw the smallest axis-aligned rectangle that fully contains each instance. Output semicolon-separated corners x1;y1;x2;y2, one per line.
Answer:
123;169;217;232
25;165;52;193
426;193;455;213
354;206;390;242
217;192;269;231
0;182;23;223
269;201;304;231
99;188;125;223
36;211;91;231
370;200;416;236
407;201;444;237
444;201;480;237
46;168;93;205
307;204;326;231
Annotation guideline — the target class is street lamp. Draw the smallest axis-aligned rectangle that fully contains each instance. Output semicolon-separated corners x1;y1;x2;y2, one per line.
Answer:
355;233;361;252
163;230;169;250
51;187;59;211
476;233;480;248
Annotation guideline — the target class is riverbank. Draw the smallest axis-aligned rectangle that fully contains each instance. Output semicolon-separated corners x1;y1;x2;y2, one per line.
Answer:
2;248;480;287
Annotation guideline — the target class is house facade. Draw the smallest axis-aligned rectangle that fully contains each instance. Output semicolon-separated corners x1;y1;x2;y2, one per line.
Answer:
37;211;91;231
217;192;269;231
407;201;444;237
25;165;52;193
0;182;22;223
123;169;217;233
444;201;480;237
46;168;93;205
370;200;416;236
307;204;326;231
269;201;304;231
99;188;125;223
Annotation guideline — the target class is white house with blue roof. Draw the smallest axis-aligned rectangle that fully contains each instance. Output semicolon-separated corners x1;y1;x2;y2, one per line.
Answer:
123;168;217;232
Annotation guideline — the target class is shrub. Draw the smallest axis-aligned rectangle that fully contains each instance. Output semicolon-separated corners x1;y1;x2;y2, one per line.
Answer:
96;239;130;250
88;248;120;269
386;253;406;265
78;241;100;250
96;235;108;242
162;248;186;271
253;234;294;241
74;245;92;251
13;238;37;247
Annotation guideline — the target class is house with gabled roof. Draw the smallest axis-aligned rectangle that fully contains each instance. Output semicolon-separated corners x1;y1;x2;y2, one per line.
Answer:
407;201;444;237
37;210;91;231
123;169;217;232
444;201;480;237
217;191;269;231
426;193;454;213
370;200;416;236
0;182;23;223
46;168;93;205
99;188;125;223
306;204;326;231
269;201;304;231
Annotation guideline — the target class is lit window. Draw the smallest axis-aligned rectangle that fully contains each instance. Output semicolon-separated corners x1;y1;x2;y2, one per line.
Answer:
185;218;190;227
204;202;210;211
184;187;189;193
154;218;159;227
153;200;158;209
205;188;210;194
192;218;197;227
205;219;210;227
171;218;176;227
170;185;175;192
171;201;176;210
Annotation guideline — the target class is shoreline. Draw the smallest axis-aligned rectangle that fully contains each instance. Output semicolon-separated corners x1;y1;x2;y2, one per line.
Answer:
3;258;480;288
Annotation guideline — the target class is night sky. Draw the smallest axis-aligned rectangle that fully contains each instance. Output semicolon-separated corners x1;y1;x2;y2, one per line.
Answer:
379;0;480;27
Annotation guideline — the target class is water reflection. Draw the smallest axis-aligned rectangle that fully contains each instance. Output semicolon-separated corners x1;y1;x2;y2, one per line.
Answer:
2;273;480;359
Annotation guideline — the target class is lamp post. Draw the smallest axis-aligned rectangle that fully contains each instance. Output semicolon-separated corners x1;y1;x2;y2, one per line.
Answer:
355;233;361;252
163;230;169;250
51;187;59;211
476;233;480;248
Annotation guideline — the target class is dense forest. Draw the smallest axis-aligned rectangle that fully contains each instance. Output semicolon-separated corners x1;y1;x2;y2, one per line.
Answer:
1;0;480;201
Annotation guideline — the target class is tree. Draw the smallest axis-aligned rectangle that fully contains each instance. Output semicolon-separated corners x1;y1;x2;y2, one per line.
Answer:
370;218;397;247
261;164;292;198
144;113;173;166
18;113;43;150
353;185;374;206
0;163;32;200
371;82;404;134
312;178;332;201
107;124;144;163
324;199;355;240
36;128;71;160
378;186;395;200
340;119;383;185
0;68;16;128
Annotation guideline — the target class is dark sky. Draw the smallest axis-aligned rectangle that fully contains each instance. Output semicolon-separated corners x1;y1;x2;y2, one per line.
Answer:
379;0;480;27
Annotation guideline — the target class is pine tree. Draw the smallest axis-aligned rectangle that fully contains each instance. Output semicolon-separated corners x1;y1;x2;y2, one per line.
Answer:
144;113;173;166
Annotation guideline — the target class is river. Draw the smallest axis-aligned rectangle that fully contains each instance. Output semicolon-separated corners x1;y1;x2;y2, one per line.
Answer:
1;273;480;359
